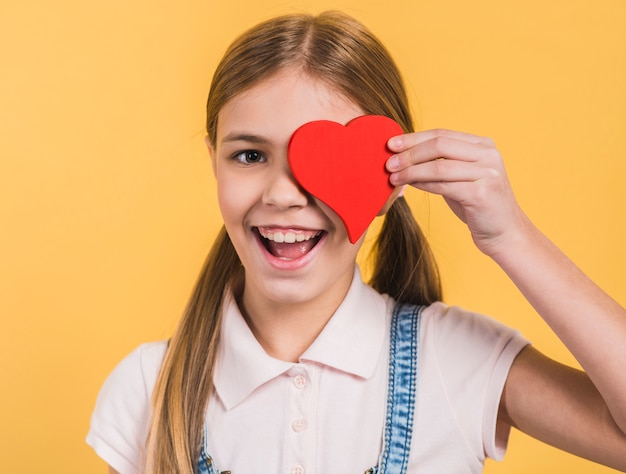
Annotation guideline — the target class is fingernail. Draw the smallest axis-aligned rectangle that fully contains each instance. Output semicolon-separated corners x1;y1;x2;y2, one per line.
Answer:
388;136;403;149
387;155;400;171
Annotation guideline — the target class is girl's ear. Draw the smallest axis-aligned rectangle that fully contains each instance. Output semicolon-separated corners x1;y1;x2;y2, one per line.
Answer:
377;185;406;216
204;136;217;176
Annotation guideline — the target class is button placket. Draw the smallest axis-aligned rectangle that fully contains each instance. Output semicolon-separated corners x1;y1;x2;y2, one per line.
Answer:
289;367;309;434
291;464;305;474
291;418;307;433
293;374;307;389
286;364;314;473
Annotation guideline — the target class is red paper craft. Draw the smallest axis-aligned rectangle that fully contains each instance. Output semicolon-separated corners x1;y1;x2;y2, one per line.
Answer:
288;115;403;243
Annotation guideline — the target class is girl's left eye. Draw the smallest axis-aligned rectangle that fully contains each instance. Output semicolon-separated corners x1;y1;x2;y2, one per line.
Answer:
233;150;266;164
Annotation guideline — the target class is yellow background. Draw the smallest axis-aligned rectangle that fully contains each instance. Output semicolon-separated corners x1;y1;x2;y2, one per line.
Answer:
1;0;624;472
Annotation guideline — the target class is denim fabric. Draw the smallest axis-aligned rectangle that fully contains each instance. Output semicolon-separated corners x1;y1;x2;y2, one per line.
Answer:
197;451;216;474
197;426;219;474
197;303;422;474
371;303;422;474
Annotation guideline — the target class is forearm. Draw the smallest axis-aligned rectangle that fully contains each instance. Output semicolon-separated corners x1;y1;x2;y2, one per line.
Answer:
490;213;626;432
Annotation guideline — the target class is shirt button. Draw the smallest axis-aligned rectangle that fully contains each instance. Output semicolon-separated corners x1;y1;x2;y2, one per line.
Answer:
293;375;307;389
291;418;307;432
291;465;305;474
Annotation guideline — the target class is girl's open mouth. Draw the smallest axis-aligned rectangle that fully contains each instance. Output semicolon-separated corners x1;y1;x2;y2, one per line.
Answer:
256;227;324;260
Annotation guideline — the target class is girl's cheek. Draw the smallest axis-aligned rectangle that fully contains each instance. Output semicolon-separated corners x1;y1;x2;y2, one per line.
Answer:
217;175;260;217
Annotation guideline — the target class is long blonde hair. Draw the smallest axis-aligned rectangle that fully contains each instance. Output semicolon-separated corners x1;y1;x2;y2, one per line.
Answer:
146;11;441;473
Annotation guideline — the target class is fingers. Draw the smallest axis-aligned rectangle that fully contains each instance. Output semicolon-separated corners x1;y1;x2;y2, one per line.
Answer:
387;132;502;186
388;158;498;188
388;136;495;170
388;128;494;153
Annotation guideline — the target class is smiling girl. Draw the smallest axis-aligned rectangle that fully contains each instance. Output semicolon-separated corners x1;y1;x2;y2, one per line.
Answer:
87;11;626;474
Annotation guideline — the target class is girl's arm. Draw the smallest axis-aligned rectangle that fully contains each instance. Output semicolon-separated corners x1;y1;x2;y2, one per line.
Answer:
387;129;626;468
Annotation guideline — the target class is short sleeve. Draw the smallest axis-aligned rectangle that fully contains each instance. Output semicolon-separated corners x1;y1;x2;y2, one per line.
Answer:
86;341;167;474
425;303;530;461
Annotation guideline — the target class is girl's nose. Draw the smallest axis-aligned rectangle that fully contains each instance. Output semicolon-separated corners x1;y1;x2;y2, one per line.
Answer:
262;165;309;210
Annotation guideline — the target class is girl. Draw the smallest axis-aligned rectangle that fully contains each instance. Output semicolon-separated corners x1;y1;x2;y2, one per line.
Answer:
87;11;626;474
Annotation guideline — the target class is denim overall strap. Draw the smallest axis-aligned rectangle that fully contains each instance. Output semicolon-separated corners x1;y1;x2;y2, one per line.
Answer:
197;425;231;474
197;447;217;474
374;303;423;474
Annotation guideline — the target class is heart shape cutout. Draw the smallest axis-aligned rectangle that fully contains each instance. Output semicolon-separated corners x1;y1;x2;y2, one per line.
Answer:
288;115;403;243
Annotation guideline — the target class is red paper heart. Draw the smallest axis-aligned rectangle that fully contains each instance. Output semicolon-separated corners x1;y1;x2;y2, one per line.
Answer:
288;115;403;243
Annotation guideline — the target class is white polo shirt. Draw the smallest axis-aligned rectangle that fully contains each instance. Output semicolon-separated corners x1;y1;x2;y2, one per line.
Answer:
87;268;528;474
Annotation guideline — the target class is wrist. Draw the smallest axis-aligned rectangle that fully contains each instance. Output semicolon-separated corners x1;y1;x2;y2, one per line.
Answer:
477;210;539;266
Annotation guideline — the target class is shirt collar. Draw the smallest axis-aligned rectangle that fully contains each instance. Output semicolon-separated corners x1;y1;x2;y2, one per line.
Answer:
213;266;389;410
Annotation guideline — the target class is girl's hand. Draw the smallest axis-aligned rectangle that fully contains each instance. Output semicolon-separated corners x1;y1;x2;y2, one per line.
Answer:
386;130;626;467
386;129;527;257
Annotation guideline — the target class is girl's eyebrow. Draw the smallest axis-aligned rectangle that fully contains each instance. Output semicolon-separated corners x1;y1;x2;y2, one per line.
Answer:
221;132;272;145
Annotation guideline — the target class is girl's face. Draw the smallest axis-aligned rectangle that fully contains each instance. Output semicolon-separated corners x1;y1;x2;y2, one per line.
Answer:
209;69;368;314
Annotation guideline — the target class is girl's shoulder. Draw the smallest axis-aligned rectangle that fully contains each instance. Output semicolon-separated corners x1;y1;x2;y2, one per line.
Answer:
412;302;530;462
105;341;168;391
86;341;168;474
417;301;530;394
421;301;525;343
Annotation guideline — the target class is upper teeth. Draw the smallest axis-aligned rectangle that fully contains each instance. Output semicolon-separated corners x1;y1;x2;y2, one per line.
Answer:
259;229;320;243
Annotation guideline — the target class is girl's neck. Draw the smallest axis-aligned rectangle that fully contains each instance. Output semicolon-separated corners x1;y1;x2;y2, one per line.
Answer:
236;285;350;363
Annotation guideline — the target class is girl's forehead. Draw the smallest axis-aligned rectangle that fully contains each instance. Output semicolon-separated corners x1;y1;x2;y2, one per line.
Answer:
230;70;358;112
216;70;364;144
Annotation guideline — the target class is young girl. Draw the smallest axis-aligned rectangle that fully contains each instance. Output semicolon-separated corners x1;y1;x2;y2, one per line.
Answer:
87;11;626;474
